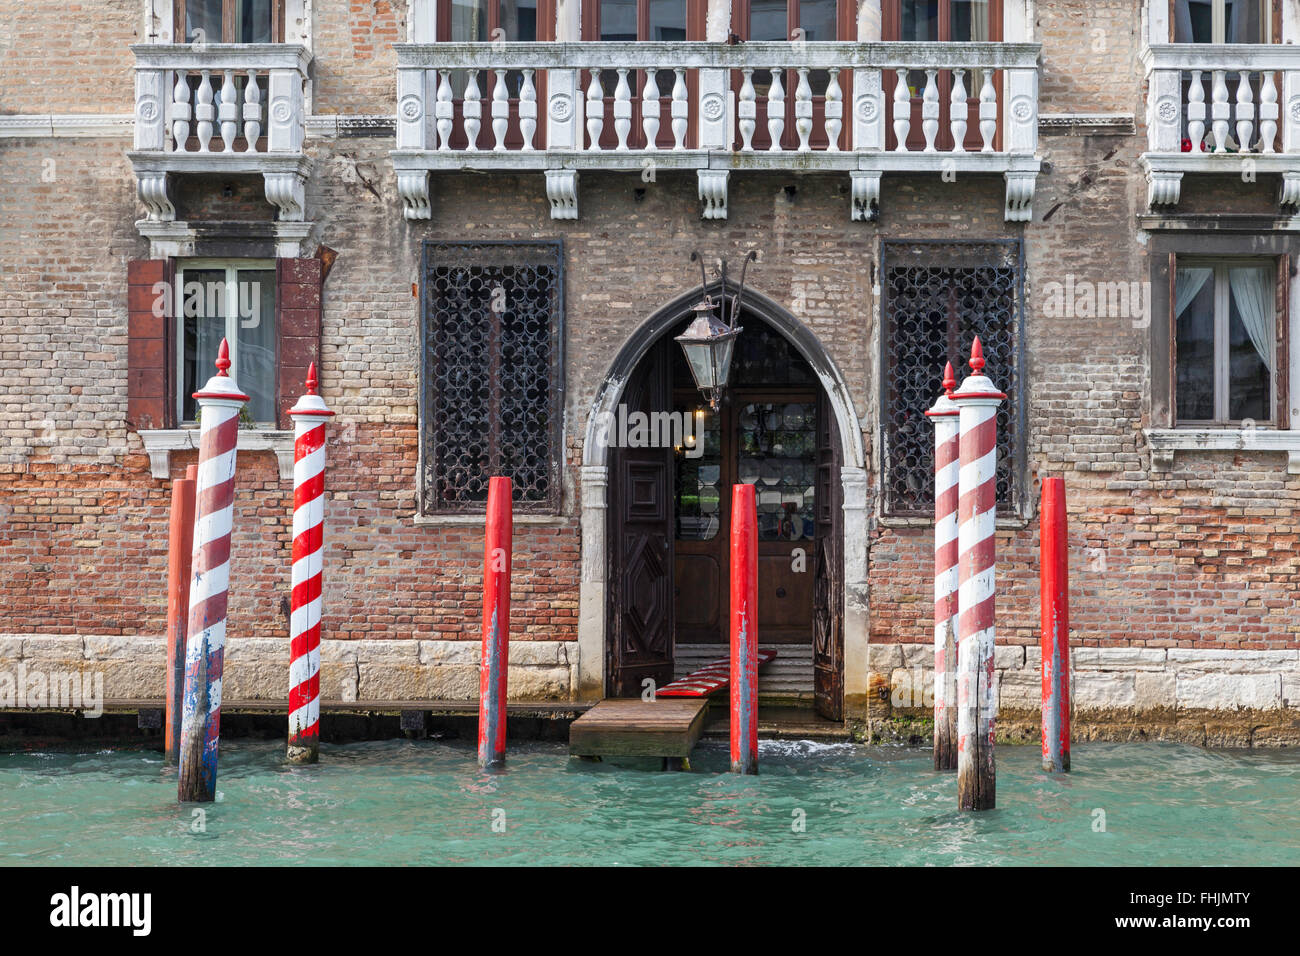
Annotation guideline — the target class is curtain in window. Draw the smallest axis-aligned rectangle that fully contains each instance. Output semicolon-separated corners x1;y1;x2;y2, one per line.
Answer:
1175;265;1213;317
966;0;989;41
1228;265;1275;374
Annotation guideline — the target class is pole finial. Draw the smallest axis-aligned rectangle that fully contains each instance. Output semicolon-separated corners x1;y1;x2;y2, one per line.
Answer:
215;338;231;376
969;336;985;374
942;361;957;396
305;362;318;395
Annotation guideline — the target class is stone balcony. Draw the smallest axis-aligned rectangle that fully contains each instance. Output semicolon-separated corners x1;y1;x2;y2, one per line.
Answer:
391;41;1042;222
128;43;314;255
1142;43;1300;212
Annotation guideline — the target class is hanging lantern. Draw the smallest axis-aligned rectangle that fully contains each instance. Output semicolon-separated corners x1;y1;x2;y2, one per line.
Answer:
675;250;756;410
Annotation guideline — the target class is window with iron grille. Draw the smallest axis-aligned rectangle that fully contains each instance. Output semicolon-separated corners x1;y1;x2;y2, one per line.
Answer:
420;240;564;515
881;239;1025;518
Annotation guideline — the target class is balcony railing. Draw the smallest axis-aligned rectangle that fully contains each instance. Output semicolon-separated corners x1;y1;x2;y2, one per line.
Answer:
1141;43;1300;210
392;41;1041;222
129;44;313;224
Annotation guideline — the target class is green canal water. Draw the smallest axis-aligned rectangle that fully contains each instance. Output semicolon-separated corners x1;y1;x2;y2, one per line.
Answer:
2;739;1298;865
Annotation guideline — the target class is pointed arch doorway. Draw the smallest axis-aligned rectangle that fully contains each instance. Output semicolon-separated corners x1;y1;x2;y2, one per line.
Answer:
588;284;866;721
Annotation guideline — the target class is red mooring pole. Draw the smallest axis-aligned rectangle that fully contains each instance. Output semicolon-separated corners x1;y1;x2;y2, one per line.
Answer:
926;362;960;772
1040;476;1071;773
164;464;197;765
953;338;1005;812
478;476;512;768
729;483;759;775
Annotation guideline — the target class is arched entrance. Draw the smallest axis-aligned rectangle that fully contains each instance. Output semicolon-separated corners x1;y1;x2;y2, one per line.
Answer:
577;283;869;721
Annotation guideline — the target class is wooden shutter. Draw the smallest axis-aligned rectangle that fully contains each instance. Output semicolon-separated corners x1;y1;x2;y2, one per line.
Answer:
275;257;323;429
127;258;173;432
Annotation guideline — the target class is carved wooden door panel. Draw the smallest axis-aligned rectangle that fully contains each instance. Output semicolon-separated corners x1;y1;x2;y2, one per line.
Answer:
607;338;676;697
812;388;843;719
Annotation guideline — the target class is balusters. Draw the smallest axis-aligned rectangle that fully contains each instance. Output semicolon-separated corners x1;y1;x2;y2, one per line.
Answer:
172;72;192;151
464;70;482;150
1212;70;1230;152
979;69;997;152
921;69;939;151
436;70;454;150
892;68;910;151
1260;71;1278;153
492;69;509;151
950;68;968;152
242;70;261;151
614;68;632;150
738;68;756;150
586;68;604;150
794;67;813;151
1235;71;1255;152
520;69;537;151
195;70;214;152
218;70;238;152
767;68;785;151
671;68;688;150
824;68;841;151
643;70;661;150
1187;70;1206;153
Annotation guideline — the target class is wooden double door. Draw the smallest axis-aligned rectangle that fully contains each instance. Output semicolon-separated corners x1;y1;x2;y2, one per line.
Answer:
606;333;843;719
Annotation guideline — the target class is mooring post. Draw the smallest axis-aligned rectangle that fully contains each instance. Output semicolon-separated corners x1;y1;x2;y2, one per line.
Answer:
926;362;960;772
953;338;1005;812
478;476;512;769
1040;476;1071;773
287;363;334;765
729;483;758;775
178;339;247;803
164;465;197;764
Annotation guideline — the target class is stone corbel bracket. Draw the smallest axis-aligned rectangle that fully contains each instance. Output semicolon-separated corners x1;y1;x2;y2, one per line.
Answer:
850;169;881;222
697;169;729;220
546;169;579;219
127;152;314;223
140;428;297;481
1145;427;1300;476
397;169;432;220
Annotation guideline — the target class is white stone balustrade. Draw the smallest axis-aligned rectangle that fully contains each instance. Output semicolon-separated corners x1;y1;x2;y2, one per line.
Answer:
130;44;314;225
391;41;1042;222
1141;43;1300;211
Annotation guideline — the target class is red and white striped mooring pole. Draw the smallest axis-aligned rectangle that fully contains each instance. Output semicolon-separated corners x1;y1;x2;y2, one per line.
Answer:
953;337;1005;812
478;476;513;768
730;483;759;775
287;363;334;764
926;362;960;772
1040;476;1071;773
178;339;247;803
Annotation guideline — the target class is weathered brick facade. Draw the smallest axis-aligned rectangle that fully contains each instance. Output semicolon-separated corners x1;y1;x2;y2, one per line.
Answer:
2;0;1298;743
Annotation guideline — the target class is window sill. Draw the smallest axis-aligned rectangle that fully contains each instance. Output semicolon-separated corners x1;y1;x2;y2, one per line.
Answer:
410;513;574;527
1145;427;1300;474
140;428;295;480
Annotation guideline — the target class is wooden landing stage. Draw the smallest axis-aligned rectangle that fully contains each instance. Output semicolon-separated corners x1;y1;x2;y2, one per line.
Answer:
568;698;710;762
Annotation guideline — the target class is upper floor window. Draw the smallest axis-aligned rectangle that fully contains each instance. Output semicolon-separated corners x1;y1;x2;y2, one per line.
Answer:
888;0;995;41
440;0;546;40
176;0;285;44
594;0;692;41
1173;0;1276;43
1174;259;1279;426
176;260;278;424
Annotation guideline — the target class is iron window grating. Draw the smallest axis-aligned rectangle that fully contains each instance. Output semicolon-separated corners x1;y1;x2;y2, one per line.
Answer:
419;239;565;515
880;238;1027;518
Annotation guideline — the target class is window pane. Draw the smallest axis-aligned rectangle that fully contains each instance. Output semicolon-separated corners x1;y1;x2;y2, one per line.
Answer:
675;404;721;542
900;0;940;41
750;0;788;41
451;0;489;41
799;0;836;41
1174;267;1216;421
1224;0;1268;43
600;0;637;39
499;0;537;40
181;269;228;423
185;0;223;43
1227;265;1274;422
648;0;686;41
951;0;990;41
237;269;277;423
1174;0;1217;42
237;0;274;43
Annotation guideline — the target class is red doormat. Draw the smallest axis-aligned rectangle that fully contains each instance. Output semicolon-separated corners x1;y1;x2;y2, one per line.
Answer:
655;649;778;698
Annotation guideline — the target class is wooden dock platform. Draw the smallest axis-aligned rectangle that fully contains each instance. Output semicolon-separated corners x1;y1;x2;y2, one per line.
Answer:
568;698;710;760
